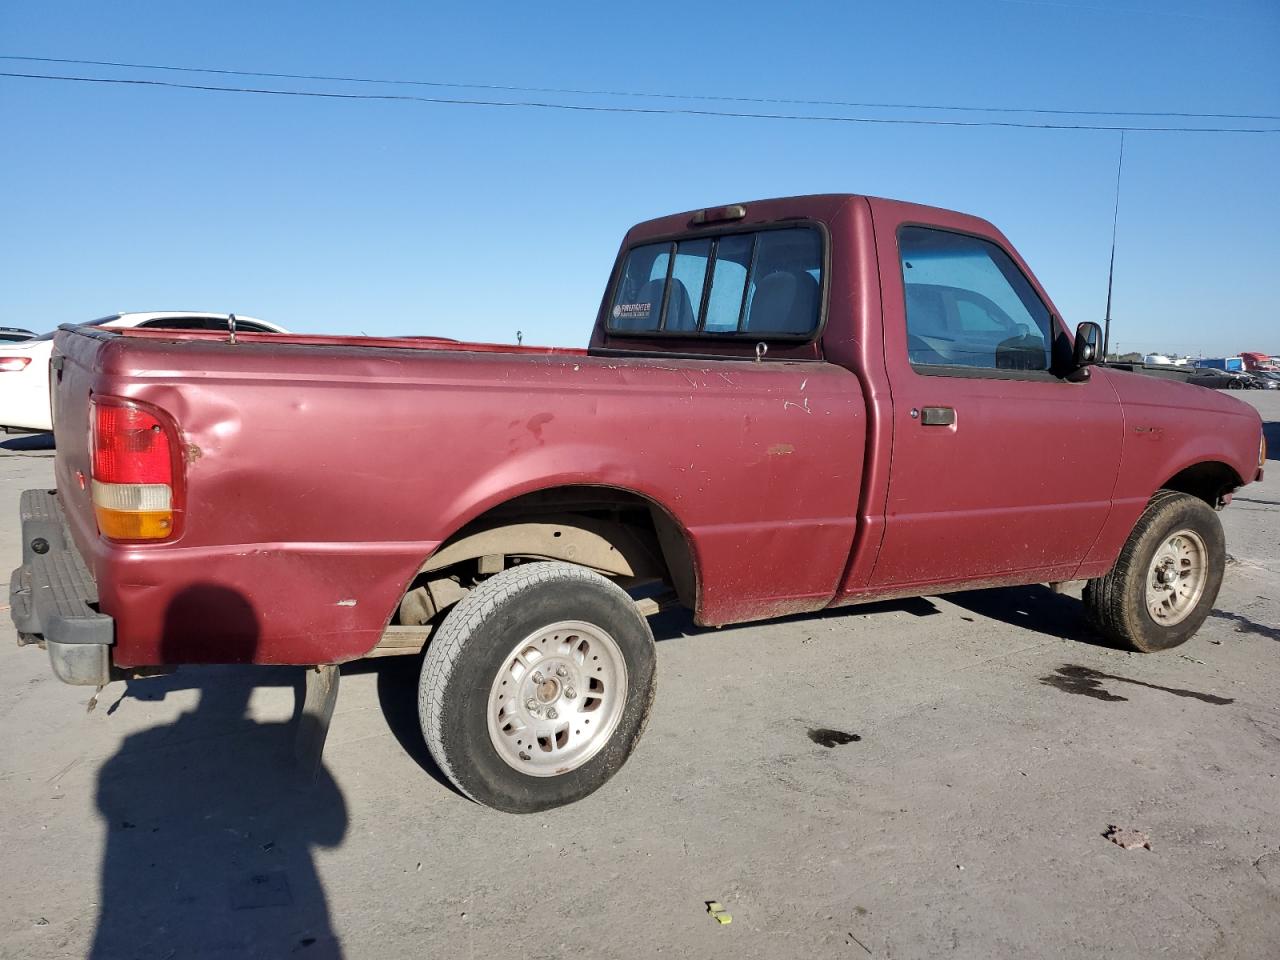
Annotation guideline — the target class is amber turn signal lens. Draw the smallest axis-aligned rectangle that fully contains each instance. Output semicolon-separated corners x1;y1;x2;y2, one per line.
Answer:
93;507;174;541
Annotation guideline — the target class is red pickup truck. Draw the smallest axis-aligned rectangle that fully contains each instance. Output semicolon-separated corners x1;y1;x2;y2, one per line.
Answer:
12;194;1266;812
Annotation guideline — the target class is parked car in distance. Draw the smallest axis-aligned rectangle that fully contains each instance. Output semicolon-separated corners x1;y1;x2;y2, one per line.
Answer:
1186;367;1254;390
12;195;1266;813
0;312;287;432
0;327;37;343
1102;361;1193;384
1243;371;1279;390
1103;362;1273;391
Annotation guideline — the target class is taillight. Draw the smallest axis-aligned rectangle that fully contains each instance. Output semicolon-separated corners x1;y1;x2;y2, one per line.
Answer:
89;397;182;541
0;357;31;372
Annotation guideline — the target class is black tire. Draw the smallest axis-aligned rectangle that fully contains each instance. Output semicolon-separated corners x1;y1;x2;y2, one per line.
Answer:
1083;490;1225;653
418;561;657;813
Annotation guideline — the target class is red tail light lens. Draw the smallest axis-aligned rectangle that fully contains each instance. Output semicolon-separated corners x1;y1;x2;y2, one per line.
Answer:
0;357;31;372
90;397;182;540
92;402;173;485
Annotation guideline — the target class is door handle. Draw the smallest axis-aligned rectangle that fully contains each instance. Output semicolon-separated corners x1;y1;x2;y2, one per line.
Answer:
920;406;956;426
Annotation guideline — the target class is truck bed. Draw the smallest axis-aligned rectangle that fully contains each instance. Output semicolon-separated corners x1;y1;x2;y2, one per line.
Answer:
51;325;866;666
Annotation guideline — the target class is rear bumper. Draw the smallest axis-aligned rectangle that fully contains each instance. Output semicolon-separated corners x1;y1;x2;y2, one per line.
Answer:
10;489;114;685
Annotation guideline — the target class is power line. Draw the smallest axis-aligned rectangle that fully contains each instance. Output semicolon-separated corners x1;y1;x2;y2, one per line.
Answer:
983;0;1264;26
989;0;1264;24
3;54;1279;123
4;71;1279;134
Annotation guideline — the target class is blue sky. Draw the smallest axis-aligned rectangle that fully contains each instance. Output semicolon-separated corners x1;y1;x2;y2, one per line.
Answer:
2;0;1277;356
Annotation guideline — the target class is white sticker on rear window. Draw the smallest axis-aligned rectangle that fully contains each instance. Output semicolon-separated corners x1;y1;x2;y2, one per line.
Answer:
613;303;651;320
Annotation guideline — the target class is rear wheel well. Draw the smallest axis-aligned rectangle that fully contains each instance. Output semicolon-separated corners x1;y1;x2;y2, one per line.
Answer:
1161;461;1242;506
389;487;697;643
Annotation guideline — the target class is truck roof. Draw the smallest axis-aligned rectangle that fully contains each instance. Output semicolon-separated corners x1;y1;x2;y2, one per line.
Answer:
623;193;1001;245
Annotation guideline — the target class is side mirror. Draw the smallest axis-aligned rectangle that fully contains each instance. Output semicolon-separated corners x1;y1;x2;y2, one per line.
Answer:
1073;321;1102;368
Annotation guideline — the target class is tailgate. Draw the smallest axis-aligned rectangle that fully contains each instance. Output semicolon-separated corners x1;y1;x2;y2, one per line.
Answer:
49;328;107;563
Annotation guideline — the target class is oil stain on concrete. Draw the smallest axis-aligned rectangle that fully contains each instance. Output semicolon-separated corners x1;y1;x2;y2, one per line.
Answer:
808;728;862;747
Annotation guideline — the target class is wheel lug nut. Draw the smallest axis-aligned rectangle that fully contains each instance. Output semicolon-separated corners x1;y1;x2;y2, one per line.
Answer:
547;707;558;720
556;666;568;678
564;687;576;699
532;672;544;684
526;698;538;711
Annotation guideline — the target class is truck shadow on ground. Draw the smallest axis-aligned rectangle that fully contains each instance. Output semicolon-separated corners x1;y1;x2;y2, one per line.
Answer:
943;584;1117;648
644;582;1113;650
342;655;465;798
645;595;942;643
92;586;347;960
324;581;1264;808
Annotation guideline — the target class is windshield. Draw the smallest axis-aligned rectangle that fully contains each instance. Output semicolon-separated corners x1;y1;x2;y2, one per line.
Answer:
33;315;118;342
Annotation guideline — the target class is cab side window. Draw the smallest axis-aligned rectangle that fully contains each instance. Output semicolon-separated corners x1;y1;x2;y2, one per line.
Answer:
899;227;1053;373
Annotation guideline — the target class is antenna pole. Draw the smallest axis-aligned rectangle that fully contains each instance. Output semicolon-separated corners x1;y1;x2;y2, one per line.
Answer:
1102;130;1125;360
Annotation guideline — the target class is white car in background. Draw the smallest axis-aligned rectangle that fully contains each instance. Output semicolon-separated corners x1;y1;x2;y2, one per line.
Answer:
0;312;287;432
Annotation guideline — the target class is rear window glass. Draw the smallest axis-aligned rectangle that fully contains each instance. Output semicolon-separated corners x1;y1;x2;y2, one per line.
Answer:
608;227;822;337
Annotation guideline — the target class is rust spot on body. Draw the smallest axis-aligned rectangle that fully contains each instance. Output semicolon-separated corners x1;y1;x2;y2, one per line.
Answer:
767;443;795;456
185;443;203;465
526;412;554;442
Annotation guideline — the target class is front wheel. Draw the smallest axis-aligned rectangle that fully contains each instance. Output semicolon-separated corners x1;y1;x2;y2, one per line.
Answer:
1083;490;1225;652
418;561;657;813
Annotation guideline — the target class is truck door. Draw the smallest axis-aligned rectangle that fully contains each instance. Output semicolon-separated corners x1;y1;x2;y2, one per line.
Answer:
869;223;1124;590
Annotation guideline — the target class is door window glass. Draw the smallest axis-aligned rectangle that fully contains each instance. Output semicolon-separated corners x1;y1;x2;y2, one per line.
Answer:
899;227;1053;372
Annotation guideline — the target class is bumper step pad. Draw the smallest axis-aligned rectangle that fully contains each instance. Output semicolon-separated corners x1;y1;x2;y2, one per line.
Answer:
11;489;114;683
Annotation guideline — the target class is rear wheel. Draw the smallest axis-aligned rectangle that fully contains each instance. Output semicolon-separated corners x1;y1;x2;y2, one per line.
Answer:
418;561;657;813
1083;490;1225;652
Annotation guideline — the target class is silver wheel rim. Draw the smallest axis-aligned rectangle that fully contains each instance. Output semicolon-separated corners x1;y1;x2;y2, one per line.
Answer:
1145;529;1208;627
486;620;628;777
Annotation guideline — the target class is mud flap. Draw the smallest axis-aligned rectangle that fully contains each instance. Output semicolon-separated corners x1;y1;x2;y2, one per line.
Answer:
294;664;340;783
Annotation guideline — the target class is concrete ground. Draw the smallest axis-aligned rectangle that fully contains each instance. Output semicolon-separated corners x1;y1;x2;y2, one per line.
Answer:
2;393;1278;960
